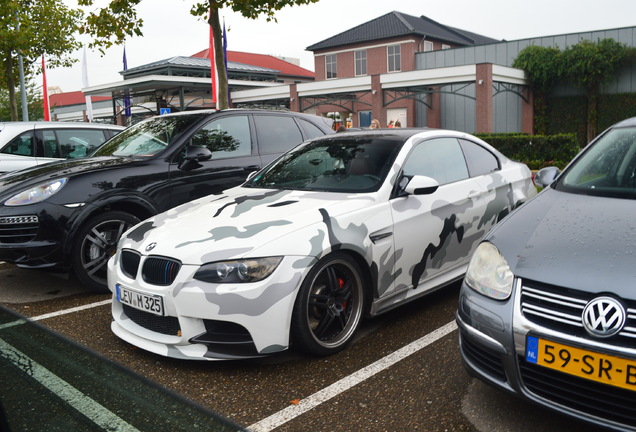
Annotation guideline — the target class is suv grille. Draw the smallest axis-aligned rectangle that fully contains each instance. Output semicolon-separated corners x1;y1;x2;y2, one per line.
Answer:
0;215;38;243
520;280;636;349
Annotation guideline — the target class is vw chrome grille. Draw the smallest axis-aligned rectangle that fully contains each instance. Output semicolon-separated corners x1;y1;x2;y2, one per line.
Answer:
142;256;181;286
0;215;38;244
520;280;636;348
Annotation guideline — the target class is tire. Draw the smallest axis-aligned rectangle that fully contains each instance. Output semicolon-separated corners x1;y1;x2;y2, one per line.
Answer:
291;252;366;356
72;211;140;293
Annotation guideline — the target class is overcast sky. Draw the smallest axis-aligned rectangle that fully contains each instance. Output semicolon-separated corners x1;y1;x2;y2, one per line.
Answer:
45;0;636;93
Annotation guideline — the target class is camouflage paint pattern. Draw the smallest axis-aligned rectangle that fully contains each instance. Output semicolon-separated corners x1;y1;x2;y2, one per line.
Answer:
108;130;537;360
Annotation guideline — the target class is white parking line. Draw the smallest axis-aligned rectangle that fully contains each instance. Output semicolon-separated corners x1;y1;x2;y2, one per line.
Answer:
0;337;141;431
247;320;458;432
30;299;112;322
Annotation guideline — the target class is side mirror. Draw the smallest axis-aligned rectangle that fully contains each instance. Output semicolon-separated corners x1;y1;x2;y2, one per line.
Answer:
184;145;212;162
178;146;212;171
404;175;439;195
534;166;560;188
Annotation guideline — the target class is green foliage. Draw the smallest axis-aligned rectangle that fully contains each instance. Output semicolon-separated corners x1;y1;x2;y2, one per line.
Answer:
562;39;628;92
512;45;562;92
546;92;636;147
0;83;44;121
1;0;82;120
475;133;580;169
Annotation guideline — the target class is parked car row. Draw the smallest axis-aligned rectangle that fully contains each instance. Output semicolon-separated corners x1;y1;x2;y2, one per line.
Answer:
0;110;334;292
0;121;125;173
3;111;635;431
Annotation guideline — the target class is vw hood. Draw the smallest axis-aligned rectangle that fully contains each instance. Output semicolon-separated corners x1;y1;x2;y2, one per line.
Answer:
120;187;377;265
488;188;636;297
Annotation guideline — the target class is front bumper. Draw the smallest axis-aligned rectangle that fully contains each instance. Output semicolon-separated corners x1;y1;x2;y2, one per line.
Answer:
0;204;76;268
457;279;636;432
108;253;309;361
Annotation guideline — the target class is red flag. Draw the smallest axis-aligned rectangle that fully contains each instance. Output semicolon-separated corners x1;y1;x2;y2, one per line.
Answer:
42;55;50;121
208;11;217;104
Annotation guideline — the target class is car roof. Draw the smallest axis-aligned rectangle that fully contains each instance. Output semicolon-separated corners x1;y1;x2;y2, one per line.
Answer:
0;121;125;131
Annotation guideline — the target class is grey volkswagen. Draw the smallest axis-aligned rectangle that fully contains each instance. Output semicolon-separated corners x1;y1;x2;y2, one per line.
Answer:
457;117;636;431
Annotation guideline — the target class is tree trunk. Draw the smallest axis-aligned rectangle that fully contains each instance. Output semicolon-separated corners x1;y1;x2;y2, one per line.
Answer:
4;54;19;121
208;5;228;109
587;89;599;143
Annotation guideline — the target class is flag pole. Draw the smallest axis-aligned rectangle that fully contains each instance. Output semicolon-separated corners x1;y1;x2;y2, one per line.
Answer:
42;55;50;121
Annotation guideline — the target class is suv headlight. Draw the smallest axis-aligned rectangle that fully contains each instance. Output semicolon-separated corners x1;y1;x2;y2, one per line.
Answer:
194;257;283;283
4;178;69;206
465;242;514;300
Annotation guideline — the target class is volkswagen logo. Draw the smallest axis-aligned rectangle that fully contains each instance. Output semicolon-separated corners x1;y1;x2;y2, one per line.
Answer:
145;242;157;252
582;296;626;338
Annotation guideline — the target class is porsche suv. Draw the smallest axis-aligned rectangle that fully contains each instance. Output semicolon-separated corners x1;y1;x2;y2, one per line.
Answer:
0;109;333;292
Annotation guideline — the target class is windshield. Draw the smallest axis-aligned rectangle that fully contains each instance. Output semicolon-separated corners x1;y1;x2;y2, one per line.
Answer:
91;113;209;157
246;136;403;192
558;126;636;199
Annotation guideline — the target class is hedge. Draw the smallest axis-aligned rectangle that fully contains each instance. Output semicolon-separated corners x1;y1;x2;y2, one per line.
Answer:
475;133;580;170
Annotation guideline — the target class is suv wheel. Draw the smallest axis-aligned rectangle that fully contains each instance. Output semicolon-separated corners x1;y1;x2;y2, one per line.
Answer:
72;211;140;293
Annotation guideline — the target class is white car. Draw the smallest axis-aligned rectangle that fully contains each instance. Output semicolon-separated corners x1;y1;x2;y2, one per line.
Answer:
0;122;124;173
108;129;537;360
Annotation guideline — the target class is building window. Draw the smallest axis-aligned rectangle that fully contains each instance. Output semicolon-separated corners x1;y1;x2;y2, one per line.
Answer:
442;44;451;50
387;45;401;72
326;54;337;79
355;50;367;76
424;41;434;52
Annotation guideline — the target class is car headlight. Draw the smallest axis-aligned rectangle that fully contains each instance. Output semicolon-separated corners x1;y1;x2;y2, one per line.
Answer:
465;242;514;300
4;178;68;206
194;257;283;283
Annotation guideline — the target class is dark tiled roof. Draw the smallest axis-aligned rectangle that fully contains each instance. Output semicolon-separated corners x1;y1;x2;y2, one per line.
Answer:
122;56;276;76
307;11;500;51
192;49;315;78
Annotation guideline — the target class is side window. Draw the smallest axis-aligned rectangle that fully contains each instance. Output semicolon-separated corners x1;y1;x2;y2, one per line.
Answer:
253;115;304;155
402;137;469;185
459;139;500;177
297;118;325;140
1;132;34;156
41;130;59;157
54;129;109;158
190;115;252;159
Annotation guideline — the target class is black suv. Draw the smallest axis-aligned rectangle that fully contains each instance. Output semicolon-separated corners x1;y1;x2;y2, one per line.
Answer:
0;109;334;292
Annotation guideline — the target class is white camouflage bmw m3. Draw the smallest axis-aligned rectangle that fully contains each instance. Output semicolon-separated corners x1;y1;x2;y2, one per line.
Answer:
108;129;536;360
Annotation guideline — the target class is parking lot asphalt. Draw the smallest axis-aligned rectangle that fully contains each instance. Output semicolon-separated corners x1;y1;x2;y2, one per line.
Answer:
1;264;601;432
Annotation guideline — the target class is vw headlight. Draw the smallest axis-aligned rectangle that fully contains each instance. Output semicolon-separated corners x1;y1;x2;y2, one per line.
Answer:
194;257;283;283
465;242;514;300
4;178;68;206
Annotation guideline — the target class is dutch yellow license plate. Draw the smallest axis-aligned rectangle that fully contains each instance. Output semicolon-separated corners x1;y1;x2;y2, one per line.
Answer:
526;336;636;392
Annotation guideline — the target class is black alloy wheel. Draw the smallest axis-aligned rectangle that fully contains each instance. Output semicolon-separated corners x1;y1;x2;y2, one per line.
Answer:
291;252;365;356
72;211;140;293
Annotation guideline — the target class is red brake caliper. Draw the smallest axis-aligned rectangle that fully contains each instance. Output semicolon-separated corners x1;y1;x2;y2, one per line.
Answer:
338;277;347;309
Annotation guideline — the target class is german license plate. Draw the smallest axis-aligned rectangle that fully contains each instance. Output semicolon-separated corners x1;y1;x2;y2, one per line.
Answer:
116;284;164;316
526;336;636;392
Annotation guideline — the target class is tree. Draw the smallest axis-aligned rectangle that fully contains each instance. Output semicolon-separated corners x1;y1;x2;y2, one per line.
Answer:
512;45;562;134
0;0;82;120
562;39;631;141
514;39;636;140
80;0;320;110
0;82;44;121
